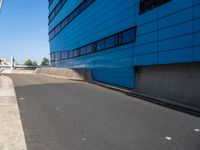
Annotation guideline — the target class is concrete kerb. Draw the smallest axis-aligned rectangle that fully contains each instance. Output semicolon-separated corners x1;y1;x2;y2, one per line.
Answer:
88;81;200;117
0;75;27;150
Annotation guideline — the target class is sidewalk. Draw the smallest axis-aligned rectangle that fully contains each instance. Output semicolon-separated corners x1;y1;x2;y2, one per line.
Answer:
0;75;27;150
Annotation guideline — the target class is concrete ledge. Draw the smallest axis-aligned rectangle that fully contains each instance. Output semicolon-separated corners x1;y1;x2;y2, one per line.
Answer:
35;67;92;81
0;76;27;150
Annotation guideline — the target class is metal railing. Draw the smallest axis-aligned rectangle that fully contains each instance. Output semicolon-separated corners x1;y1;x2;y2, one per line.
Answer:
0;65;38;70
0;68;4;74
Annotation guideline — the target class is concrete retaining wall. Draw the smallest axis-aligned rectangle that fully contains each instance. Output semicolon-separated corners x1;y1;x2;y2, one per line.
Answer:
35;67;92;81
134;63;200;111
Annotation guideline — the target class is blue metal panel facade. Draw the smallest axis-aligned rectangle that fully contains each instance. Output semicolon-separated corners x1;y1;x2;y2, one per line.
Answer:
48;0;200;89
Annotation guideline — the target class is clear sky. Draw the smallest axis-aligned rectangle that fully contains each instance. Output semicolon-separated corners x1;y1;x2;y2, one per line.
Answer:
0;0;49;64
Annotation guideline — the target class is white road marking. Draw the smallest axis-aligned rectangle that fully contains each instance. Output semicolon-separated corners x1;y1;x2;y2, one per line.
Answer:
82;138;86;141
194;129;200;132
19;97;25;101
56;107;60;111
165;137;172;141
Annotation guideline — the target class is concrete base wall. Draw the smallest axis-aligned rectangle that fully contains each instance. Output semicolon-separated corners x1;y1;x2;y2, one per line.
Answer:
134;63;200;111
35;68;92;81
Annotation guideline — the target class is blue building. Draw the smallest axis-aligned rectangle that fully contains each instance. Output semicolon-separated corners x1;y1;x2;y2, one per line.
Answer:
49;0;200;110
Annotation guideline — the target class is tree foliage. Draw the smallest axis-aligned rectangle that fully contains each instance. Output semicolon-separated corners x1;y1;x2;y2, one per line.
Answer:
41;57;50;66
24;59;38;66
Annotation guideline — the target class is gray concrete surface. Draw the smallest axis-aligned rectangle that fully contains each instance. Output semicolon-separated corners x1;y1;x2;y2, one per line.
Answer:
7;74;200;150
35;67;92;81
135;63;200;111
0;76;27;150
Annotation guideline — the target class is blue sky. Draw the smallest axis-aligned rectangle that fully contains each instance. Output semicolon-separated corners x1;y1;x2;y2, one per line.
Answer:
0;0;49;63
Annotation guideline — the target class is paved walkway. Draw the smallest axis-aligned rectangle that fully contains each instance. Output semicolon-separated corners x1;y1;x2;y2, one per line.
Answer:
6;74;200;150
0;76;27;150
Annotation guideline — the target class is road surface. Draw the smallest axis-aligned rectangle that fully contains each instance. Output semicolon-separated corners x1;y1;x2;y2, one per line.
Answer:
7;74;200;150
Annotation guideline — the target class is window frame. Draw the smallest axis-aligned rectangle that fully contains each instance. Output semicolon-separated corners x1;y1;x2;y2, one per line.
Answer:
50;26;137;62
139;0;172;15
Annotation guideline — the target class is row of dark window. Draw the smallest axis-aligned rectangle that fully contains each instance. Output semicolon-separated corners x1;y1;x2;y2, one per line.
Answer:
50;27;136;62
49;0;68;23
140;0;172;14
49;0;95;40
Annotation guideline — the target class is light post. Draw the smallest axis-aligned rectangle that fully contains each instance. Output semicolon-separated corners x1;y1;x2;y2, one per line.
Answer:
55;58;58;67
0;0;3;12
55;52;58;67
10;57;15;70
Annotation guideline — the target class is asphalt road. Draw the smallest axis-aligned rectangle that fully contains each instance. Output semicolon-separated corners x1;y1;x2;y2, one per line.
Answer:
7;74;200;150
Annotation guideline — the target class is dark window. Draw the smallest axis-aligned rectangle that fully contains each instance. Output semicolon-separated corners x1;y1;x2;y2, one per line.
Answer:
140;0;172;14
59;52;62;60
87;0;94;5
54;52;58;60
69;51;73;58
63;18;68;27
53;52;56;60
86;44;93;54
53;53;55;61
64;51;68;59
60;52;63;60
61;51;65;60
57;26;61;33
96;40;105;51
73;49;80;57
122;28;136;44
116;33;122;45
52;26;136;61
79;1;87;12
106;36;116;48
53;53;56;61
80;47;87;55
54;53;56;61
49;31;54;39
